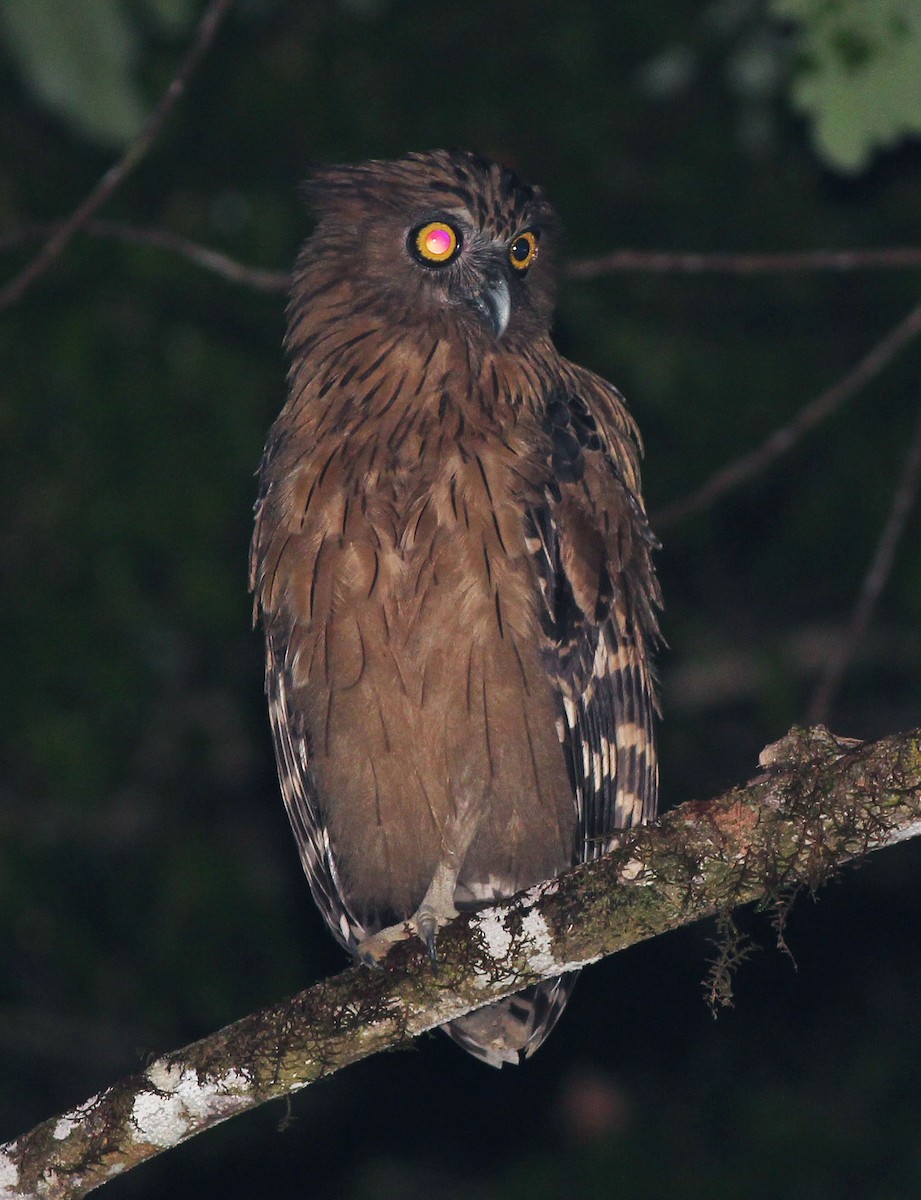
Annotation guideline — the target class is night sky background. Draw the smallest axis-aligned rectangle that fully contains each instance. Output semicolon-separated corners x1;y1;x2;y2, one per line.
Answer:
1;2;920;1197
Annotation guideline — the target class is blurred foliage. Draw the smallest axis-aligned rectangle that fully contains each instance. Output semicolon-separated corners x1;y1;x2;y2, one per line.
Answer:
0;0;194;148
772;0;921;172
0;1;919;1197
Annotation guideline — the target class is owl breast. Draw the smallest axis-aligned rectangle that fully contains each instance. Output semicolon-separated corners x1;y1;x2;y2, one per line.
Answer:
264;342;576;929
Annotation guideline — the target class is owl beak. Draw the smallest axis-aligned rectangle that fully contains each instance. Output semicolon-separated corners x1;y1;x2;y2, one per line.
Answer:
472;274;511;340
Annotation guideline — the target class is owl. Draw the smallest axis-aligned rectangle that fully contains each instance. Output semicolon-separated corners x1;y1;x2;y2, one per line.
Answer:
250;150;661;1067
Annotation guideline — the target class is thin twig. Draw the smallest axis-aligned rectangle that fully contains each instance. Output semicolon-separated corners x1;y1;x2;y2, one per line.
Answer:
808;403;921;724
0;0;234;312
5;221;921;297
654;298;921;528
0;220;289;292
567;247;921;280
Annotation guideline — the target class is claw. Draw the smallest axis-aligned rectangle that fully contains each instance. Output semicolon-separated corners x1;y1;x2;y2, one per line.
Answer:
417;908;439;972
357;946;386;970
356;922;410;967
355;883;459;972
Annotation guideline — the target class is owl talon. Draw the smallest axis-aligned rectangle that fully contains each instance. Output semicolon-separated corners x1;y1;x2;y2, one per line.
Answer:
416;908;440;971
412;899;459;972
357;947;385;970
356;901;458;970
357;922;411;966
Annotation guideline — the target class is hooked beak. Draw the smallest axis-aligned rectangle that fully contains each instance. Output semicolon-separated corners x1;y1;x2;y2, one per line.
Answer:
471;274;511;340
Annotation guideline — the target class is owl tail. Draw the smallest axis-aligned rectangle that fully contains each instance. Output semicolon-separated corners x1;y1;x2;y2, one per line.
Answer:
441;972;578;1067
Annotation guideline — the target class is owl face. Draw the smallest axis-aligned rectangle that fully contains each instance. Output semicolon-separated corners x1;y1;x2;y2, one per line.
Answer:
301;150;558;344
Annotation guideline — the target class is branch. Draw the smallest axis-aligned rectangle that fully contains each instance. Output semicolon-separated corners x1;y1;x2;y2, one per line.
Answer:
567;246;921;279
2;725;919;1198
0;0;233;312
808;403;921;723
0;221;289;294
3;221;921;298
654;297;921;527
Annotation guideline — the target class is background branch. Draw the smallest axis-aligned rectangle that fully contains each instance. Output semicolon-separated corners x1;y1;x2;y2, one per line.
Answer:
809;404;921;723
0;0;232;312
0;221;289;294
654;298;921;528
3;724;919;1200
568;246;921;279
3;222;920;297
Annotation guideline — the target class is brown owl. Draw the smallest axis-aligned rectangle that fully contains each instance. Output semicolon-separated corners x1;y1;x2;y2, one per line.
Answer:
250;150;661;1067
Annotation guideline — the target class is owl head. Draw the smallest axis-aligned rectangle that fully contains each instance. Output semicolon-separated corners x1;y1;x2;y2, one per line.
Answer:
298;150;559;345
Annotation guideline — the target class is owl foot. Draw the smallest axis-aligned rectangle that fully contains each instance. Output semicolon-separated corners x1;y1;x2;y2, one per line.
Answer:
356;899;460;969
357;801;477;968
414;900;459;970
357;871;461;969
412;858;461;969
357;922;412;968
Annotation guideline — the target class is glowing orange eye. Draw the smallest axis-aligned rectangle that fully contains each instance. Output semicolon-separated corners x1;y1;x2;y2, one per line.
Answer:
411;221;460;265
509;230;538;271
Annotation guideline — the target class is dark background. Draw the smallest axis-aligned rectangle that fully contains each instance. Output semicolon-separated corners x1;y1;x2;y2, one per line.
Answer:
1;2;920;1196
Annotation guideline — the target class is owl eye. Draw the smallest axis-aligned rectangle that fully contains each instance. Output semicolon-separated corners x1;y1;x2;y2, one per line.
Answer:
410;221;461;266
508;230;538;272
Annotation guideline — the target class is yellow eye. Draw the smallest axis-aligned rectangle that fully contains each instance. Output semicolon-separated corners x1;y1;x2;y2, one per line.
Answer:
509;230;538;271
411;221;460;265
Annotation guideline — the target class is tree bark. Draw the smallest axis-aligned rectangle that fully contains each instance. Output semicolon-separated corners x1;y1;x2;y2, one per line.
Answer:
2;724;920;1199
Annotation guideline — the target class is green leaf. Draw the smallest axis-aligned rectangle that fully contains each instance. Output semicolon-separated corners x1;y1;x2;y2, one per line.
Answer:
771;0;921;172
0;0;147;147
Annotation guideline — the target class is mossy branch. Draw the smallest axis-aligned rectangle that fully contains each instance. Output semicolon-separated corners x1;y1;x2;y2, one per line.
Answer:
3;724;920;1199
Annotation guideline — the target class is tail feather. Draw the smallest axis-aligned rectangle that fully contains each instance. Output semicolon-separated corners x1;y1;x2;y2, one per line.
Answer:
441;973;578;1068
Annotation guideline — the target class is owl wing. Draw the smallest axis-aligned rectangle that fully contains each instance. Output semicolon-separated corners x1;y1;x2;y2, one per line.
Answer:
262;629;369;954
529;372;661;862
